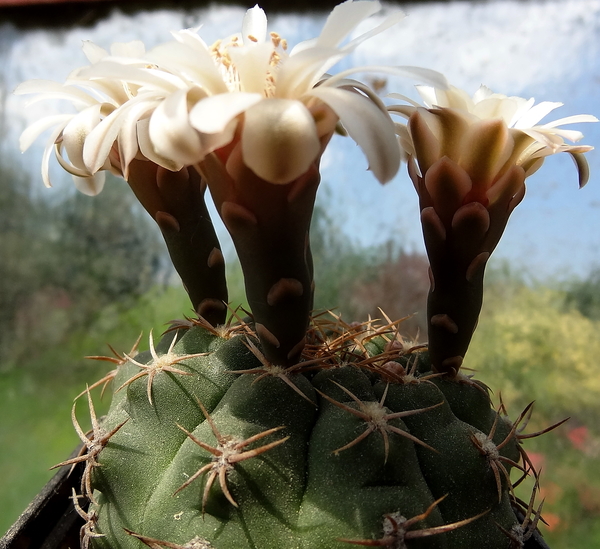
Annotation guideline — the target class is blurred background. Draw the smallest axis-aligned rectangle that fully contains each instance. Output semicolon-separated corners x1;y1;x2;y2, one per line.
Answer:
1;0;599;546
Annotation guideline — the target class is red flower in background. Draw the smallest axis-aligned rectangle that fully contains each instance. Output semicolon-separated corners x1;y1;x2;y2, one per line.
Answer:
567;426;589;451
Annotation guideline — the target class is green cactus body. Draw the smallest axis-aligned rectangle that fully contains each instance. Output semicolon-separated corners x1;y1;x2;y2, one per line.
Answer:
80;319;529;549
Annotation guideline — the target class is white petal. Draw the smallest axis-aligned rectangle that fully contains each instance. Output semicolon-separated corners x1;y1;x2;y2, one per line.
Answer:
41;124;69;188
14;79;97;107
147;41;228;94
119;99;161;178
435;86;473;110
242;5;268;44
82;41;108;63
136;118;183;172
19;114;73;152
472;96;518;124
342;10;406;53
325;66;448;91
534;127;584;143
308;86;400;183
513;101;563;128
520;128;563;150
110;40;146;58
78;62;183;94
386;92;421;108
62;104;103;170
83;104;128;173
149;89;204;165
472;85;494;104
241;99;320;184
55;142;94;177
316;0;382;48
73;173;106;196
171;27;210;50
190;92;262;134
65;72;129;106
541;114;599;128
275;46;343;98
415;86;438;109
228;42;274;94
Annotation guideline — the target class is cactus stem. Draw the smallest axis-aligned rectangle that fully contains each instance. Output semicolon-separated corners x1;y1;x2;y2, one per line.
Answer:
339;496;489;547
51;387;128;503
164;305;254;341
375;354;443;385
229;338;317;406
470;409;528;503
124;529;214;549
174;400;288;513
117;331;209;405
317;381;441;462
79;333;143;400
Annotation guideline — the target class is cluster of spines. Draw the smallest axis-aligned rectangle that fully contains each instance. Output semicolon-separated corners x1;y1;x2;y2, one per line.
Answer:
61;309;560;549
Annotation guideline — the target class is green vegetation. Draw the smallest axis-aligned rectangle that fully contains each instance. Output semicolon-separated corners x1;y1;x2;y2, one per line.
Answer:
465;278;600;548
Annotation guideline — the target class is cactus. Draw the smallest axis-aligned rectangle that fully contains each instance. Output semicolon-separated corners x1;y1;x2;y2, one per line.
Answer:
72;316;541;549
15;1;596;548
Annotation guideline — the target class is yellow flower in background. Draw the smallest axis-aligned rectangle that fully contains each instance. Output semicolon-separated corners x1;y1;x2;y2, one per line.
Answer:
389;84;597;227
16;1;447;193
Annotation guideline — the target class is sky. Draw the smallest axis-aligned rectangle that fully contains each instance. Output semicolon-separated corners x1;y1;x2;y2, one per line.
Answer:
1;0;599;280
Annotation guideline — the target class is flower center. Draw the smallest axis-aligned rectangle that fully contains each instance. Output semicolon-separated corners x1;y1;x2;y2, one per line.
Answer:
209;31;288;97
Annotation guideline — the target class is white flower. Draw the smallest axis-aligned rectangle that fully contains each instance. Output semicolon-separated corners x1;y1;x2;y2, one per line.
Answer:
388;82;597;252
14;40;150;195
389;84;597;200
16;1;447;193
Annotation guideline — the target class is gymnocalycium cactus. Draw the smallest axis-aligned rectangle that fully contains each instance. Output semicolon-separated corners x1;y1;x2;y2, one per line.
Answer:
16;1;597;548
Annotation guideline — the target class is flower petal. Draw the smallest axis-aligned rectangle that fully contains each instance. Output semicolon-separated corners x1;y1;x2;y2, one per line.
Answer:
77;62;183;94
14;79;97;107
308;86;400;183
19;114;73;152
341;9;406;52
316;0;382;48
147;40;228;94
541;114;599;129
460;118;513;191
326;66;448;91
408;109;441;176
110;40;146;58
190;92;262;134
570;151;591;188
228;42;274;94
275;46;344;98
242;5;268;44
73;172;106;196
513;101;563;128
149;88;204;165
136;118;183;172
83;103;129;173
41;124;69;188
62;104;103;170
118;99;161;178
241;98;320;184
82;40;108;63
